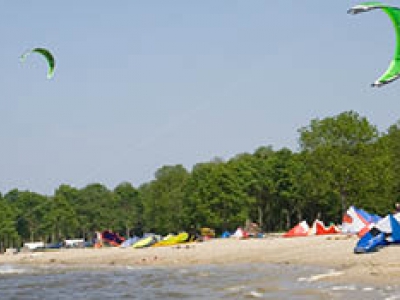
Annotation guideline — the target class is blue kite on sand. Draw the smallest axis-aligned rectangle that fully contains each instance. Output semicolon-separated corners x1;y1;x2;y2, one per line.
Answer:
354;213;400;254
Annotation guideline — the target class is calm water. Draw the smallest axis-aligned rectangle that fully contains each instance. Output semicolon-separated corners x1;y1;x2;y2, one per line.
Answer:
0;263;398;299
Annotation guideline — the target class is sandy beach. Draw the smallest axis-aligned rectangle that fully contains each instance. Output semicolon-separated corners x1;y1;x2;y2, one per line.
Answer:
1;235;398;287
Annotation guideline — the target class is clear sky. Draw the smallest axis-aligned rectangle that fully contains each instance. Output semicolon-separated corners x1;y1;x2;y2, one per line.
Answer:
1;1;399;195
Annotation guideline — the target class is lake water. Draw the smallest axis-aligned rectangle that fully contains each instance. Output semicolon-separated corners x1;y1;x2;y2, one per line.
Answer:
0;263;398;299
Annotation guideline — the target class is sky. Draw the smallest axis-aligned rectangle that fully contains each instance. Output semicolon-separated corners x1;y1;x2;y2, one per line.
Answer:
1;1;399;195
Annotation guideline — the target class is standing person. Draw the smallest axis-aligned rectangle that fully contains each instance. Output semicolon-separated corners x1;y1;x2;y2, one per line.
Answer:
188;225;200;242
395;203;400;214
94;231;103;248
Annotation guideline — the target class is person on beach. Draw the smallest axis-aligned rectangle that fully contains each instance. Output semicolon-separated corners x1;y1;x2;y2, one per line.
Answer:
94;231;103;248
395;203;400;214
188;225;201;242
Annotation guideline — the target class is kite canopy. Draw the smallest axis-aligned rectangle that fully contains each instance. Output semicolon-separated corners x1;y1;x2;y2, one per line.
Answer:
348;2;400;87
341;205;381;236
20;48;55;79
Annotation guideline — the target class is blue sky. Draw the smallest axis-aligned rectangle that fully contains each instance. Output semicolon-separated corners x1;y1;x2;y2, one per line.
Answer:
1;1;399;195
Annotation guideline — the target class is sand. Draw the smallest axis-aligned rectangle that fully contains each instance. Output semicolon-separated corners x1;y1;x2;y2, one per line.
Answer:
1;234;398;286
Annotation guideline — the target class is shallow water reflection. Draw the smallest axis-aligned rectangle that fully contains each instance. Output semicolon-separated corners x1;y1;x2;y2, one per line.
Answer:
0;263;398;299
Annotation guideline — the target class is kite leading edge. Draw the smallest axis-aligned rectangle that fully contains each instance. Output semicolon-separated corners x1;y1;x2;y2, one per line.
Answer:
20;48;55;79
348;2;400;87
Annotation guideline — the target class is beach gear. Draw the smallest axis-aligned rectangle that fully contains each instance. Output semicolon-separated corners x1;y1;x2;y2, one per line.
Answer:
152;232;190;247
23;242;45;250
64;239;85;248
284;219;341;237
120;236;140;248
387;214;400;243
101;230;125;246
132;235;157;249
232;227;249;239
353;214;400;253
283;221;310;238
200;227;215;238
310;220;341;235
45;242;63;249
373;213;400;235
341;206;381;237
221;231;231;238
354;229;387;253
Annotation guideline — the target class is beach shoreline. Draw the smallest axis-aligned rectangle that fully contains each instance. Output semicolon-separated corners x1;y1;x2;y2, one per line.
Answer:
1;235;398;287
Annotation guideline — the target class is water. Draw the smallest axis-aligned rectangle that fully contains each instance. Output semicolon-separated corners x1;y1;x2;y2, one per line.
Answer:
0;263;398;299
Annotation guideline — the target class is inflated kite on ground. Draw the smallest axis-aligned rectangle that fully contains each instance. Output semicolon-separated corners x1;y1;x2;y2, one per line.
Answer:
20;48;55;79
348;2;400;87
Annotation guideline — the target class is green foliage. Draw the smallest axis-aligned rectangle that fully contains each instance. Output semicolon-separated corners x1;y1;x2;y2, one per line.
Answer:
41;193;79;242
184;161;254;232
140;165;189;235
75;183;118;237
114;182;142;236
298;111;382;217
299;111;379;151
0;197;20;250
8;190;50;242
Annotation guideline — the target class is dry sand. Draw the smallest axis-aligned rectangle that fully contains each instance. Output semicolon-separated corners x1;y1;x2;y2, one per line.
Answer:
0;234;398;286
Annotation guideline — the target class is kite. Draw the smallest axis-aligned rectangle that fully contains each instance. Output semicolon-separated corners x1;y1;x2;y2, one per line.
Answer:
20;48;55;79
348;2;400;87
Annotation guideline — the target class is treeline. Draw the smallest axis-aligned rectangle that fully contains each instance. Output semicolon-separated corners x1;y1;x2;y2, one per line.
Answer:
1;111;399;250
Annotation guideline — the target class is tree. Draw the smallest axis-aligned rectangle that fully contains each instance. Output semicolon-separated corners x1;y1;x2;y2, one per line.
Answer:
299;111;379;151
140;165;189;234
184;160;253;232
114;182;142;237
6;190;50;242
75;184;118;239
41;193;79;242
0;198;19;251
298;111;380;216
382;121;400;200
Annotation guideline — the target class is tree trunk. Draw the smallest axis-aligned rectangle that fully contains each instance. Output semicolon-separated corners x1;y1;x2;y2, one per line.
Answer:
257;206;263;229
340;188;347;217
286;210;291;229
297;209;303;223
126;223;130;238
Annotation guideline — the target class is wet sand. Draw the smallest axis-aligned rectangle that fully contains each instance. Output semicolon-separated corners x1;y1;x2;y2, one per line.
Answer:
1;235;398;286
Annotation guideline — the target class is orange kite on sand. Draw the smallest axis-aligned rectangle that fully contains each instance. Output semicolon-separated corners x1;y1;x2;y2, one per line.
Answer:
283;220;340;238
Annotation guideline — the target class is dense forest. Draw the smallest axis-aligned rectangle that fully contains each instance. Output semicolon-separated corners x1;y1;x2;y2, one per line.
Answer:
1;111;399;250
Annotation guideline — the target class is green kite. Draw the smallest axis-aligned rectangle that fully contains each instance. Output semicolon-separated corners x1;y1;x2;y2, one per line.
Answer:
348;2;400;87
20;48;55;79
